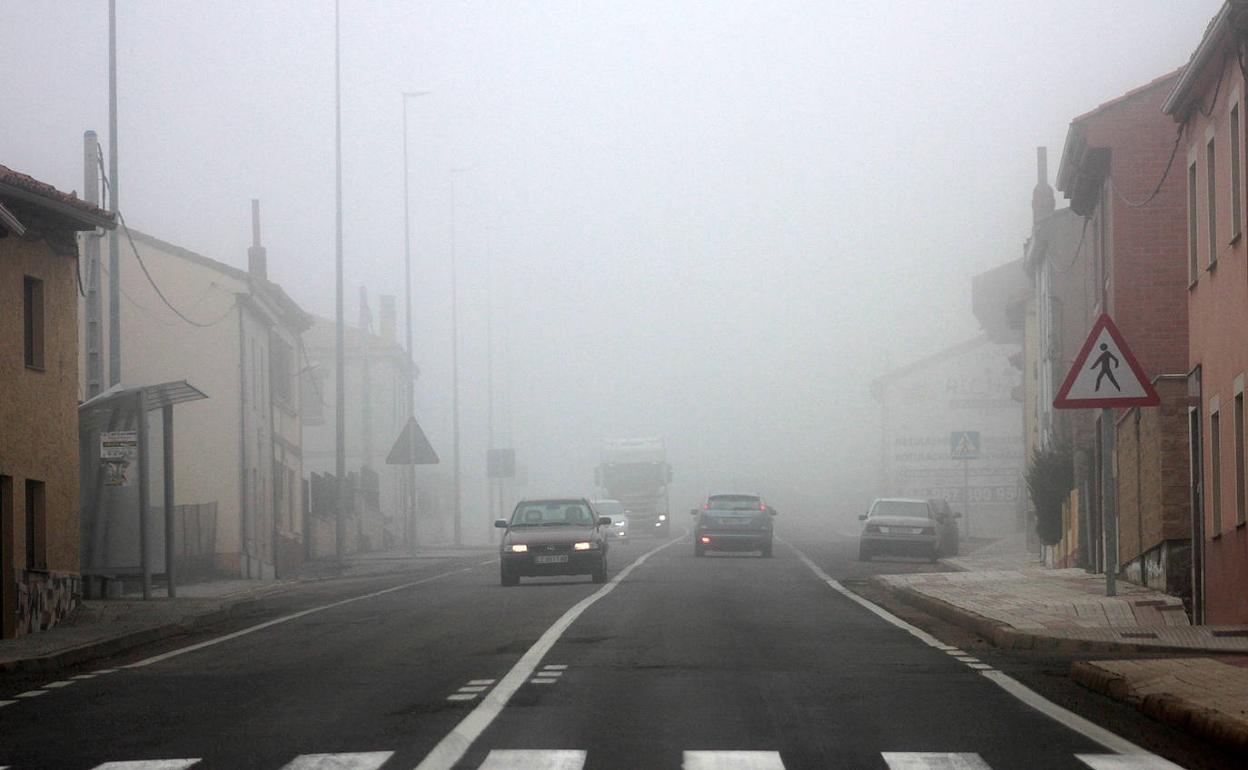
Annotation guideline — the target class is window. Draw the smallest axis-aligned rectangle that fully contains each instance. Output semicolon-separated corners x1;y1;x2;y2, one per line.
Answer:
302;368;327;424
1207;137;1217;266
23;276;44;369
1189;161;1199;282
271;337;294;403
1232;104;1242;240
25;479;46;570
1237;393;1246;526
1211;410;1223;534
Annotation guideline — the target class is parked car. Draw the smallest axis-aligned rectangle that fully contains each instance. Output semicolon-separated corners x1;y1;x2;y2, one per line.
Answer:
926;498;962;557
591;499;630;543
858;497;946;563
690;493;775;557
495;498;612;585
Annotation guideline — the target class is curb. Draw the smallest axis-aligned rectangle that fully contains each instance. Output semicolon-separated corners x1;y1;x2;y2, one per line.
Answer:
0;555;484;675
1071;661;1248;754
866;576;1240;656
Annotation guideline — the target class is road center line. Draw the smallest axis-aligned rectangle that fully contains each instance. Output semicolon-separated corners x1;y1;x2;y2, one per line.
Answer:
123;566;475;669
413;534;685;770
784;541;1156;757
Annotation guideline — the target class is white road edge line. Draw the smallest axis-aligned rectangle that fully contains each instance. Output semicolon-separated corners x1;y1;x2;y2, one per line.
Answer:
123;566;472;669
414;534;685;770
784;541;1157;757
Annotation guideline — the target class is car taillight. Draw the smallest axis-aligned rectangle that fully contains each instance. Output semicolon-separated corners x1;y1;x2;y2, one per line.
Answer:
700;535;711;544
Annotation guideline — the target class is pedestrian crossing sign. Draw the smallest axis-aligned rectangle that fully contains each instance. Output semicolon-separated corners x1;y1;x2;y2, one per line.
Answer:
950;431;980;460
1054;313;1160;409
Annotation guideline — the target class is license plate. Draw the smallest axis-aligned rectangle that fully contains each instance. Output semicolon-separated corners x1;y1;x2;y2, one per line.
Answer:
877;527;921;535
534;554;568;564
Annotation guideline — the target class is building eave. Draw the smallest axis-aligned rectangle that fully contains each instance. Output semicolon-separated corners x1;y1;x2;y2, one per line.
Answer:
0;179;116;232
1163;1;1243;116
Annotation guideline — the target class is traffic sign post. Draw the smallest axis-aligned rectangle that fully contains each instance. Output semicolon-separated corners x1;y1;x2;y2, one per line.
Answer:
1054;314;1158;597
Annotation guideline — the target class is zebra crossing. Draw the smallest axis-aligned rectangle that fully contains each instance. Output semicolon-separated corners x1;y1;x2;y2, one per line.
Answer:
5;749;1183;769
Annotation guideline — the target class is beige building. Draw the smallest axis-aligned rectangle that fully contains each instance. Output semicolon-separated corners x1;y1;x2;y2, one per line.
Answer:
82;204;311;580
1;164;114;637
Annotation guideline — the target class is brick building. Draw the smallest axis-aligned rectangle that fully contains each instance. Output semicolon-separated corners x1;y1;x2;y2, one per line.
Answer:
1163;0;1248;623
0;164;114;637
1055;70;1192;596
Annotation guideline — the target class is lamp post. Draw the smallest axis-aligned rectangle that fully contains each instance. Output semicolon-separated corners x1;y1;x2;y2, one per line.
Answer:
449;166;472;545
401;90;429;552
333;0;347;562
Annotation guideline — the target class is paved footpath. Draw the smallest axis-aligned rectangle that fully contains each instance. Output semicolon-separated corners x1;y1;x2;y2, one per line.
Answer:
869;534;1248;755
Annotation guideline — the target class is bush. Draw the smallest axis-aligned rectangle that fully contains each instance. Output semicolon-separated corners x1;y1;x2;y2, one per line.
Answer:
1026;443;1073;546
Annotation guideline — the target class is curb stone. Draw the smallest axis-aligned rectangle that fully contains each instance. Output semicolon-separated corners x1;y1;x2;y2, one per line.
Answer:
1071;661;1248;754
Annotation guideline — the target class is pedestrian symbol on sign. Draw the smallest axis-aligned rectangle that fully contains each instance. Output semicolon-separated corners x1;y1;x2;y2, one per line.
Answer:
950;431;980;461
1091;343;1120;392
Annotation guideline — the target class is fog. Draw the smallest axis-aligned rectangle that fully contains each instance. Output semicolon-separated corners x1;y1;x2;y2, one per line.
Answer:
0;1;1220;541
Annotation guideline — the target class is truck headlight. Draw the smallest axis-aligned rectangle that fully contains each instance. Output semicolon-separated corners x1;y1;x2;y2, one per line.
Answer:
658;514;667;522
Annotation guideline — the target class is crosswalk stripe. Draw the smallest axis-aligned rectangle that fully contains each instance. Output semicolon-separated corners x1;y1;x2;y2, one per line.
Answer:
882;753;992;769
478;749;586;769
682;751;786;769
277;751;395;770
91;762;201;770
1075;755;1187;769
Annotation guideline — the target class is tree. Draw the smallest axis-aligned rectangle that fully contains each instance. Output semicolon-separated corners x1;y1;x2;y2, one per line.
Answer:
1026;443;1073;546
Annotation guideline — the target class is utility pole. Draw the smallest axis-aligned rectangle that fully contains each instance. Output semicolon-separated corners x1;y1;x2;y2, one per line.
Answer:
333;0;347;562
486;224;495;542
107;0;120;387
84;131;104;399
402;90;428;552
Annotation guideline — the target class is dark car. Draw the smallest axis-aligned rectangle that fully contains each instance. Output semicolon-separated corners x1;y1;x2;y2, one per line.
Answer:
690;493;775;557
495;498;612;586
926;498;962;557
858;497;947;563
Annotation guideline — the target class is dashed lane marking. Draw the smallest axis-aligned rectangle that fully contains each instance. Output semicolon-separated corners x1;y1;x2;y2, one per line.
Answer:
955;657;980;663
467;679;496;686
0;700;17;708
14;690;47;698
71;674;98;680
542;664;568;671
457;686;489;693
784;541;1163;758
882;752;993;769
43;680;75;688
477;749;585;770
944;649;968;656
123;566;472;670
277;751;395;770
92;669;118;674
968;663;994;671
529;678;559;685
91;761;201;770
446;694;478;702
682;750;785;769
1075;754;1186;769
414;534;685;770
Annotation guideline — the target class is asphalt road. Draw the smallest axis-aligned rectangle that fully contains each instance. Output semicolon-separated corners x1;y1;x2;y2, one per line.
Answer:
0;531;1233;769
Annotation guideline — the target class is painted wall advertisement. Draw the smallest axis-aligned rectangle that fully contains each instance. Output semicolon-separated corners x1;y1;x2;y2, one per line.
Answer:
100;430;138;487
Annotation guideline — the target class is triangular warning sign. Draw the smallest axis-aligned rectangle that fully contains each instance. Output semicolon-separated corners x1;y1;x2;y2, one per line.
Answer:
385;417;440;465
1054;313;1160;409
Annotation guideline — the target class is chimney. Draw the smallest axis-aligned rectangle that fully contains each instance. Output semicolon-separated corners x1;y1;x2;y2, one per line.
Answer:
247;198;268;278
1032;147;1056;224
379;295;397;345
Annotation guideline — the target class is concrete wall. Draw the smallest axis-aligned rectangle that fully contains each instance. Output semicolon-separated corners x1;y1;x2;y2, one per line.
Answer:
0;233;81;637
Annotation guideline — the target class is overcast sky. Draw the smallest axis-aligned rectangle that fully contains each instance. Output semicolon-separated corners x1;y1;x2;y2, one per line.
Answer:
0;1;1223;535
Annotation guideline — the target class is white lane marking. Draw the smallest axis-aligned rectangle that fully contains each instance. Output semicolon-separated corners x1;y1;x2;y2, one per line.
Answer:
786;542;1159;757
682;750;785;769
467;679;496;686
457;685;489;693
14;690;47;698
478;749;586;770
278;751;395;770
944;649;967;656
91;762;201;770
1076;755;1187;769
446;693;478;702
92;668;118;674
124;567;470;669
968;663;994;671
882;752;992;769
529;678;559;685
954;657;980;663
43;680;75;688
71;674;99;680
414;534;684;770
537;669;563;677
0;700;16;708
542;664;568;670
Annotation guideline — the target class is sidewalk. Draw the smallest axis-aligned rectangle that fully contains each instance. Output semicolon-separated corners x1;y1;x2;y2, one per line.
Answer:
0;544;494;674
870;533;1248;752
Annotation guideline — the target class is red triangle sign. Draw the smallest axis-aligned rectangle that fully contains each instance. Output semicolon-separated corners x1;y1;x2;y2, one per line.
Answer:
1054;313;1160;409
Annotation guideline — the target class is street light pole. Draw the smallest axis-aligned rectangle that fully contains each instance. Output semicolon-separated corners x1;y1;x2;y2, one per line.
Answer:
449;166;471;546
333;0;347;562
402;90;429;553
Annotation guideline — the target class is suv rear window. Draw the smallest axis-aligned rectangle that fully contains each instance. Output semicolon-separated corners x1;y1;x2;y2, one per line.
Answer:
707;495;762;511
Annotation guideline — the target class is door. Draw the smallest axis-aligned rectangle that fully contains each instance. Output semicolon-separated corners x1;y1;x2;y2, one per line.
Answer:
1;475;12;638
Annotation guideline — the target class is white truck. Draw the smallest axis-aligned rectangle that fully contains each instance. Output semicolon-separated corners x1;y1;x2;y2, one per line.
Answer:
594;437;673;536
